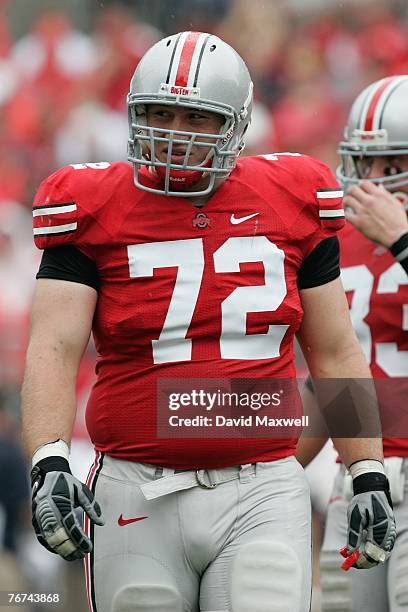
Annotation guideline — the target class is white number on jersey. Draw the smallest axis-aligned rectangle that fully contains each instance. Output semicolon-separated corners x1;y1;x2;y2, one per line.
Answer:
128;237;287;364
261;153;302;161
376;263;408;376
341;263;408;376
128;239;204;364
70;162;111;170
214;237;287;359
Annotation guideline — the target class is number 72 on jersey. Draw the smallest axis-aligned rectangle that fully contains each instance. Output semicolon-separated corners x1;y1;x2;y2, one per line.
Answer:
128;236;289;364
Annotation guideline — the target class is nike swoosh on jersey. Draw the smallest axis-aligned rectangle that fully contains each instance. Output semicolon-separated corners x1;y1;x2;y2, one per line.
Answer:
230;213;259;224
118;514;148;526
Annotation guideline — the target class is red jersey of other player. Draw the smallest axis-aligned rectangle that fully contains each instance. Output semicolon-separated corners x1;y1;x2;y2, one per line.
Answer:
340;223;408;456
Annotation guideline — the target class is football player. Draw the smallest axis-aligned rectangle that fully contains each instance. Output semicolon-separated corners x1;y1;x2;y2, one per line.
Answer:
297;75;408;611
23;33;395;612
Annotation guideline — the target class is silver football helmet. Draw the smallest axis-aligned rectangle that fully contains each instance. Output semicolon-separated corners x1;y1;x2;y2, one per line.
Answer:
127;31;253;197
338;75;408;191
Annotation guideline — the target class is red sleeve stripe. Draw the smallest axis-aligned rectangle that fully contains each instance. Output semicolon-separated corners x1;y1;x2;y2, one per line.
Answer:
32;203;77;217
33;222;77;236
175;31;202;87
360;76;408;131
167;31;209;88
316;190;343;199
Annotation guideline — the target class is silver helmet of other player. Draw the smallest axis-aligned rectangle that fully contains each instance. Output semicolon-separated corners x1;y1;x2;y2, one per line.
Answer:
127;31;253;197
337;75;408;200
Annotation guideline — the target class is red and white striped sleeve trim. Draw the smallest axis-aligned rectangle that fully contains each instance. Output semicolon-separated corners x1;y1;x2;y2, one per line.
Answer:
316;188;344;231
32;202;78;237
316;188;344;220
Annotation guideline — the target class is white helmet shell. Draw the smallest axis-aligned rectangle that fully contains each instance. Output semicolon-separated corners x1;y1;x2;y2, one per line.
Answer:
338;75;408;190
127;31;253;197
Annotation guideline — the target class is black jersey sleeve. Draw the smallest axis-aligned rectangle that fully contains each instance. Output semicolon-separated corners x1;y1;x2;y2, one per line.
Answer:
297;236;340;289
36;245;100;290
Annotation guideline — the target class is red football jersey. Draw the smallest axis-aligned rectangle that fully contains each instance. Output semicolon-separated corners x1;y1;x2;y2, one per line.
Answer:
33;155;343;468
340;222;408;456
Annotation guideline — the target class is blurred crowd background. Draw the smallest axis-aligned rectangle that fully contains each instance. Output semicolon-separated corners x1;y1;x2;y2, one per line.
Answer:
0;0;407;610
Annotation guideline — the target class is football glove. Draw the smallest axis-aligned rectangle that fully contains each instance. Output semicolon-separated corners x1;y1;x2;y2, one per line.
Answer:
31;456;104;561
341;471;396;570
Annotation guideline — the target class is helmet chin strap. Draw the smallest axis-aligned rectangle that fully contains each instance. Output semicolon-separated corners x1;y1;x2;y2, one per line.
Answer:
154;159;213;191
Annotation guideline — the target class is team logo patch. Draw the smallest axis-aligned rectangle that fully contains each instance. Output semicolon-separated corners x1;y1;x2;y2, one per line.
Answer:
193;212;211;229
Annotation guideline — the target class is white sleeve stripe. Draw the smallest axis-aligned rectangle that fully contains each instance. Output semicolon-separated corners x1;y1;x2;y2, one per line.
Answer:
316;190;343;198
33;222;77;235
187;33;210;88
319;209;345;218
33;204;77;217
168;31;189;85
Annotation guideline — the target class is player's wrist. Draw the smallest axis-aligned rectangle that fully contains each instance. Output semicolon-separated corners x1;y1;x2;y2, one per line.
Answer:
30;456;72;495
352;472;392;506
31;438;70;468
34;456;71;474
348;458;385;479
389;231;408;261
349;459;392;507
31;439;71;490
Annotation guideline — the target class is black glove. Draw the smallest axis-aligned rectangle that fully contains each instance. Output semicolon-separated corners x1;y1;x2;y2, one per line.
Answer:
31;456;104;561
341;471;396;570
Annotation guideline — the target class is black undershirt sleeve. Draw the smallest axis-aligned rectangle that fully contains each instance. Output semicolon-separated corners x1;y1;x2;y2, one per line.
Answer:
36;245;100;291
390;231;408;276
297;236;340;289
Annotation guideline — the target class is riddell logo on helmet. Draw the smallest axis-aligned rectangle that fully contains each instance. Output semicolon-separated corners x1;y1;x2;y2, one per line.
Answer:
222;127;234;145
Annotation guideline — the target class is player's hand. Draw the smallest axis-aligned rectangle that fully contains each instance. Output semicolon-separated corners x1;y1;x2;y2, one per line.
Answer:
31;457;104;561
341;472;396;570
344;181;408;247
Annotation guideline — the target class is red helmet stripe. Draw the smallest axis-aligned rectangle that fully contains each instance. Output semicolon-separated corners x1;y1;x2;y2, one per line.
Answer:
364;76;397;131
175;31;202;87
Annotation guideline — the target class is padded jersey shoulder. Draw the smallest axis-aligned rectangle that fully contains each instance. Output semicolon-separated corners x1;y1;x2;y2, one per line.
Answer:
32;162;137;250
237;153;344;232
